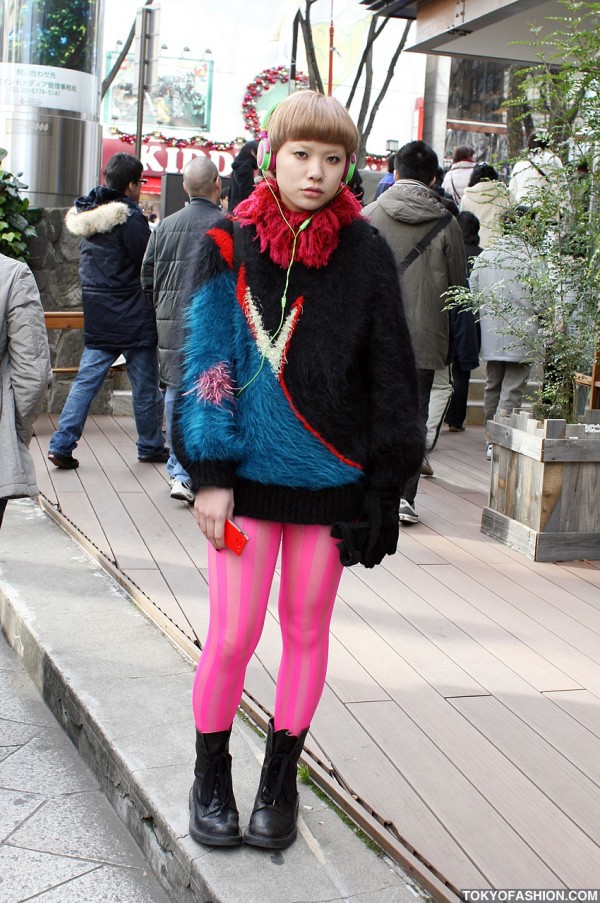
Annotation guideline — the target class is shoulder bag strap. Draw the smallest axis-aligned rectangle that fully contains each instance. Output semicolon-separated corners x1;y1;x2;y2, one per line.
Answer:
528;158;549;181
398;211;453;276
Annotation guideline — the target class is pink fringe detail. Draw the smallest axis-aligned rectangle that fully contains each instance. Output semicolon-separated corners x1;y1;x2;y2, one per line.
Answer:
183;362;236;408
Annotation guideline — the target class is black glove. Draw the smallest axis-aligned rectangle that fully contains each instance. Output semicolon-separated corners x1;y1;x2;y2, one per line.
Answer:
331;485;400;569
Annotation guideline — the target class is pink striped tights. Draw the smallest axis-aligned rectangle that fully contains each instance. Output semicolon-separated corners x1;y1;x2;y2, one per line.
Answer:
192;517;343;735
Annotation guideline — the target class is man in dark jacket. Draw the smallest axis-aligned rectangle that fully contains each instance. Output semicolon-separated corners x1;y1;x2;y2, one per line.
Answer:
141;155;223;502
228;140;258;212
363;140;466;523
48;153;167;469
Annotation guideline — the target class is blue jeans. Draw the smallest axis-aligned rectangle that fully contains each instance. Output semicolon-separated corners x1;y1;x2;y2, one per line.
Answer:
49;346;165;459
164;384;190;482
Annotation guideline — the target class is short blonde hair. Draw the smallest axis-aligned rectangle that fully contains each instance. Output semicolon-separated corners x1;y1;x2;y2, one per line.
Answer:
266;90;359;156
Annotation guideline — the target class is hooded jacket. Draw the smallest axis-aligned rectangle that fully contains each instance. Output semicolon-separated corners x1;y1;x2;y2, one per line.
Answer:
1;254;51;500
141;197;223;386
65;187;154;352
460;180;510;248
363;180;467;370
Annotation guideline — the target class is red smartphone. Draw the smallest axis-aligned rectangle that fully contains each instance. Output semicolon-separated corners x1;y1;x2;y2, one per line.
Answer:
224;518;250;556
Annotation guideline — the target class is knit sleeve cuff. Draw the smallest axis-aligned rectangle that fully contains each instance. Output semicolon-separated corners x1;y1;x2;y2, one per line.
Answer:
187;460;238;493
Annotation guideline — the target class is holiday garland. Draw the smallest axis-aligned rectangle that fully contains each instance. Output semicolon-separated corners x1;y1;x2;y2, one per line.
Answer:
242;65;309;136
109;65;389;167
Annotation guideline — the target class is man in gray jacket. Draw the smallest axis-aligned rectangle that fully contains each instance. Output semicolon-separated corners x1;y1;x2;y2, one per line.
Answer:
1;253;51;527
141;155;223;502
363;140;466;523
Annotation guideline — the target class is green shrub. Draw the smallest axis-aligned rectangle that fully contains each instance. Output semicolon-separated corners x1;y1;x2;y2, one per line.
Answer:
0;148;42;262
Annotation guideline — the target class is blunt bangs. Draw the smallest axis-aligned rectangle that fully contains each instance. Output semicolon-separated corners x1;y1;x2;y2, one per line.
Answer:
267;91;359;155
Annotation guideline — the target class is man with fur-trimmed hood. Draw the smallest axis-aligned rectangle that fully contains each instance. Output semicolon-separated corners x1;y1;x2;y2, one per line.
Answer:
48;153;168;469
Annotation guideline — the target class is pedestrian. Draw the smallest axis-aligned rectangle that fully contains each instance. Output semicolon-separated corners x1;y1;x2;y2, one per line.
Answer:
228;140;259;212
442;145;477;204
363;140;466;523
430;165;459;216
509;133;563;207
48;153;167;469
443;211;482;434
1;253;52;527
141;156;223;503
460;163;510;248
374;152;395;199
174;90;423;851
469;223;538;460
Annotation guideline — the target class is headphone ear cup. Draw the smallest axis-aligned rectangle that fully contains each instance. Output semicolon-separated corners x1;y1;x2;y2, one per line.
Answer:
343;153;357;185
257;133;272;173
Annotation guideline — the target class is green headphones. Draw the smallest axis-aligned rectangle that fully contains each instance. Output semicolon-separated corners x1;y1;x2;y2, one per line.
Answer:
255;102;357;185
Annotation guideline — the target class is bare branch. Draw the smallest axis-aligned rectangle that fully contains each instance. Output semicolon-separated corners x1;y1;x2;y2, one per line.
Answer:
358;19;411;164
346;15;388;111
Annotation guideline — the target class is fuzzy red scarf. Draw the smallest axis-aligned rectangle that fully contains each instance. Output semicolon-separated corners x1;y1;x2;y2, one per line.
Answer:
233;179;362;269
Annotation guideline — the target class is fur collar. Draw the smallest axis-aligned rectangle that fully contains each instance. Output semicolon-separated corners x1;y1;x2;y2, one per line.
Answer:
234;179;362;268
65;201;130;238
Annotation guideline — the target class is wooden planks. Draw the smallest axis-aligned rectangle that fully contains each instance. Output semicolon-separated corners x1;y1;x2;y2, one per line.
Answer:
30;414;600;897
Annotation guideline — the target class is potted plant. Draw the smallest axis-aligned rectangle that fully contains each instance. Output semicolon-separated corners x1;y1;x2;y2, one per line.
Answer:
445;0;600;561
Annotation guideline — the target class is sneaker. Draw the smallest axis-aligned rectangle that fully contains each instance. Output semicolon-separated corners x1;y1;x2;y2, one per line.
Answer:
447;424;465;432
48;451;79;469
420;455;434;477
398;499;419;524
486;443;493;461
138;447;170;463
170;479;194;504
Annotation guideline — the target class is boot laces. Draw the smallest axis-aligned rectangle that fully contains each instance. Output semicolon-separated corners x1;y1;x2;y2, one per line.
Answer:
200;751;232;808
261;751;292;805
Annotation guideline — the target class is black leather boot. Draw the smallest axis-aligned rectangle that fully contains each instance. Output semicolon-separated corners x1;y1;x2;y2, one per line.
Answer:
189;728;242;847
244;719;308;850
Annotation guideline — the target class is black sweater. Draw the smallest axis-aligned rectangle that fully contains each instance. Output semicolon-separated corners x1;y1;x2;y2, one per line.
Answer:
174;208;424;525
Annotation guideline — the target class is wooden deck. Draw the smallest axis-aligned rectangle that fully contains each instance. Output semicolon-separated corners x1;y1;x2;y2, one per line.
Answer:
31;414;600;899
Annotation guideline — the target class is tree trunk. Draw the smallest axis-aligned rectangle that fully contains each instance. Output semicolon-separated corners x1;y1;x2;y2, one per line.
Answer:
300;1;324;94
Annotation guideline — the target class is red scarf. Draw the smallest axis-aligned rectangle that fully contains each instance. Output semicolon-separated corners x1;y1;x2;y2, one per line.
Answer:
234;179;362;269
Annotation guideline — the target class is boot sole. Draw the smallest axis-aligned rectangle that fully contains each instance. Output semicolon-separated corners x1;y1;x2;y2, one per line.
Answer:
188;789;243;847
243;827;297;850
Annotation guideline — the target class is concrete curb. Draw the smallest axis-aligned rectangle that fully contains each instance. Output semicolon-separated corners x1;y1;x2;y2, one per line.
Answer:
1;499;425;903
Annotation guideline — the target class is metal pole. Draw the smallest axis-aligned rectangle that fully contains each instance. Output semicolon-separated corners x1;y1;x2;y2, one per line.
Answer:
134;6;149;159
328;0;334;95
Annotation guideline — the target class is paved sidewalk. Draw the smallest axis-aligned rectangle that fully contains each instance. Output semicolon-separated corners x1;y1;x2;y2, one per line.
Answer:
0;630;170;903
0;499;423;903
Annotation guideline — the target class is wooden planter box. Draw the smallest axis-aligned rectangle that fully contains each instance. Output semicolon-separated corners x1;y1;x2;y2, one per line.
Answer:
482;411;600;562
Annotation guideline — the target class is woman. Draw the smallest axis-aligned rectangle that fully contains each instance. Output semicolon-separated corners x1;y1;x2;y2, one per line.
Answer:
0;253;51;527
174;90;423;851
441;144;476;204
460;163;510;248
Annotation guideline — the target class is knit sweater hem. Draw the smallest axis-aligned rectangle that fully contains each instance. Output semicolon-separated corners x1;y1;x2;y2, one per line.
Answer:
232;479;365;526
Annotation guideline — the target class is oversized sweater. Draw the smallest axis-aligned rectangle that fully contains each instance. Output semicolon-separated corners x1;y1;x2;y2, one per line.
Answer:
173;182;424;525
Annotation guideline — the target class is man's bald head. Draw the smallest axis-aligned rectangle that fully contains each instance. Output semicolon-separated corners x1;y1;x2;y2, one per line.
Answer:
183;156;220;202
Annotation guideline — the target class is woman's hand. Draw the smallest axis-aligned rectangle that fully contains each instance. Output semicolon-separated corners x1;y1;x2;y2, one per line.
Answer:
194;487;234;550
